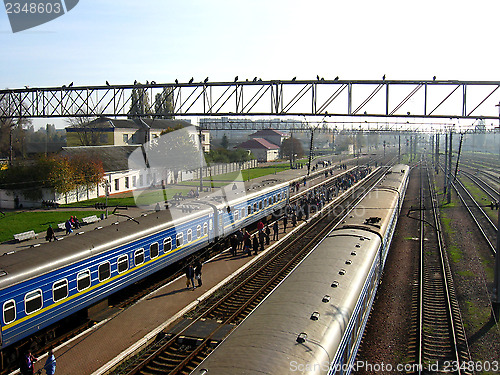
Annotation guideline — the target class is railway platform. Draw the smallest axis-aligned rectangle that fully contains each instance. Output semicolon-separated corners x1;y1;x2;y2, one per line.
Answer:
3;153;378;375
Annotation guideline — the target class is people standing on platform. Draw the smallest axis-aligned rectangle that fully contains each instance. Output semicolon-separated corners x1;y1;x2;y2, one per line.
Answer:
273;221;279;241
45;225;57;242
291;212;297;227
258;230;265;252
244;235;252;256
230;234;238;256
194;260;203;287
42;348;56;375
252;234;259;255
282;215;288;233
265;225;270;245
19;350;37;375
257;220;264;232
185;263;195;289
236;229;243;250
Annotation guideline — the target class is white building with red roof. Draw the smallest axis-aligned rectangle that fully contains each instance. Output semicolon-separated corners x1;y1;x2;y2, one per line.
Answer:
249;128;289;147
236;138;280;162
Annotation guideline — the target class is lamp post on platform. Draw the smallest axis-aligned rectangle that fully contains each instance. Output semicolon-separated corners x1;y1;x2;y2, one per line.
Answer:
493;103;500;318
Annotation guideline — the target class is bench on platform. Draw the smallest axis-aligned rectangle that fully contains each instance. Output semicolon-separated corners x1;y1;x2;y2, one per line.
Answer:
14;230;37;242
82;215;100;224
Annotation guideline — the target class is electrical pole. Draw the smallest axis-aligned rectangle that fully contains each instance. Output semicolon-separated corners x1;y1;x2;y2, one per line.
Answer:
447;130;453;204
198;127;204;193
307;129;314;176
494;207;500;319
398;133;401;163
435;133;439;174
444;132;448;194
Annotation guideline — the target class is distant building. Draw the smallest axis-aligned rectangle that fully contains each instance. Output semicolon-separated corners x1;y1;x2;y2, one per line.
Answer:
236;138;280;162
65;117;195;147
249;128;289;147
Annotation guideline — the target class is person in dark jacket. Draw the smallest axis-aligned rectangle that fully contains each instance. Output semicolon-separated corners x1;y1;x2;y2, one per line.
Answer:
244;236;252;256
194;260;203;287
273;221;279;241
185;264;195;289
265;225;270;245
230;234;238;256
19;350;37;375
252;235;259;255
45;225;57;242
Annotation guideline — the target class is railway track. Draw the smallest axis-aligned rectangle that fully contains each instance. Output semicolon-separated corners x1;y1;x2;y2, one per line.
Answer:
411;161;470;374
460;170;500;203
448;171;498;255
111;166;392;375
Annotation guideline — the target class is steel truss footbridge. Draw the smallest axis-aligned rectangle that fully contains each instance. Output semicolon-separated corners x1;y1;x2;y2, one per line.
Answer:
1;79;500;125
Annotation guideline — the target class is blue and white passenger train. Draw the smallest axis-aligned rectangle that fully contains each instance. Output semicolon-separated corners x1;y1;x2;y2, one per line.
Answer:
192;164;409;375
0;181;289;359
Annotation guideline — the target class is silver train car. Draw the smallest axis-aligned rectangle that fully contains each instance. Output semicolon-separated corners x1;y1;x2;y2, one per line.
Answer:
191;164;409;375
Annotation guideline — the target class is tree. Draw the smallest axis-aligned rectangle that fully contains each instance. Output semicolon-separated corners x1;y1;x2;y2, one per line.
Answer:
154;87;174;119
0;95;32;160
280;137;304;160
129;84;152;118
71;154;105;199
66;112;106;146
221;134;229;150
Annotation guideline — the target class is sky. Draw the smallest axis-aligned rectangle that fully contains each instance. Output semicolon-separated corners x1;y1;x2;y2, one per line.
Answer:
1;0;500;128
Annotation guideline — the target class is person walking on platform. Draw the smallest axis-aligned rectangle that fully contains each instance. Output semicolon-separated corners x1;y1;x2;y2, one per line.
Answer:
45;225;57;242
258;230;265;252
265;225;270;245
194;260;203;287
64;219;73;235
282;215;288;233
252;234;259;255
273;221;279;241
42;348;56;375
185;263;195;289
236;229;243;250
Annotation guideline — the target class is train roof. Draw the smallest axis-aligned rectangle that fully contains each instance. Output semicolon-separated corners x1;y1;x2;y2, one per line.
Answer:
192;228;382;375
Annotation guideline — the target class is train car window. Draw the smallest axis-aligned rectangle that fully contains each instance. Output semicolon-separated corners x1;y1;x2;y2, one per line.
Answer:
234;210;239;221
134;249;145;266
98;262;111;282
25;290;43;315
77;270;91;291
247;205;251;215
3;300;16;324
187;229;192;243
176;233;184;247
241;208;245;218
164;238;172;252
52;279;69;302
117;255;128;274
197;225;201;239
273;195;277;203
150;243;159;259
278;193;281;201
259;201;263;210
253;202;257;212
263;198;267;207
203;223;208;235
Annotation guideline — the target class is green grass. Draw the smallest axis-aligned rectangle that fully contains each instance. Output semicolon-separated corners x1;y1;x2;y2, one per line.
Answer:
0;210;105;243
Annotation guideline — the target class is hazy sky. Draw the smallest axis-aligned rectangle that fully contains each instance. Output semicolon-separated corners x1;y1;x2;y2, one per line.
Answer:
1;0;500;127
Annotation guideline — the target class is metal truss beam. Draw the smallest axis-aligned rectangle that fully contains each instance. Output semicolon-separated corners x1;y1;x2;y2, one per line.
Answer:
1;80;500;120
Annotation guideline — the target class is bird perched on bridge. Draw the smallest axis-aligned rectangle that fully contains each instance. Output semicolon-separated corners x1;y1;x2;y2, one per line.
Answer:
106;80;110;86
151;81;156;84
292;77;296;81
175;79;179;84
334;76;339;81
134;80;137;85
68;82;73;87
433;76;436;81
189;77;194;84
204;77;209;83
253;77;257;82
316;75;320;80
382;74;386;80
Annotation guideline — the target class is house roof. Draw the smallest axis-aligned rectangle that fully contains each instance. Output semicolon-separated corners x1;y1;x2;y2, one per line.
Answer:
249;128;289;138
66;117;192;131
236;138;280;150
61;145;140;172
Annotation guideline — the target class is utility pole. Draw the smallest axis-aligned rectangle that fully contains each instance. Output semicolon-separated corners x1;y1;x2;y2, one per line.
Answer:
444;132;448;194
435;133;439;174
307;129;314;176
493;102;500;319
447;130;453;204
198;127;204;193
398;133;401;163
